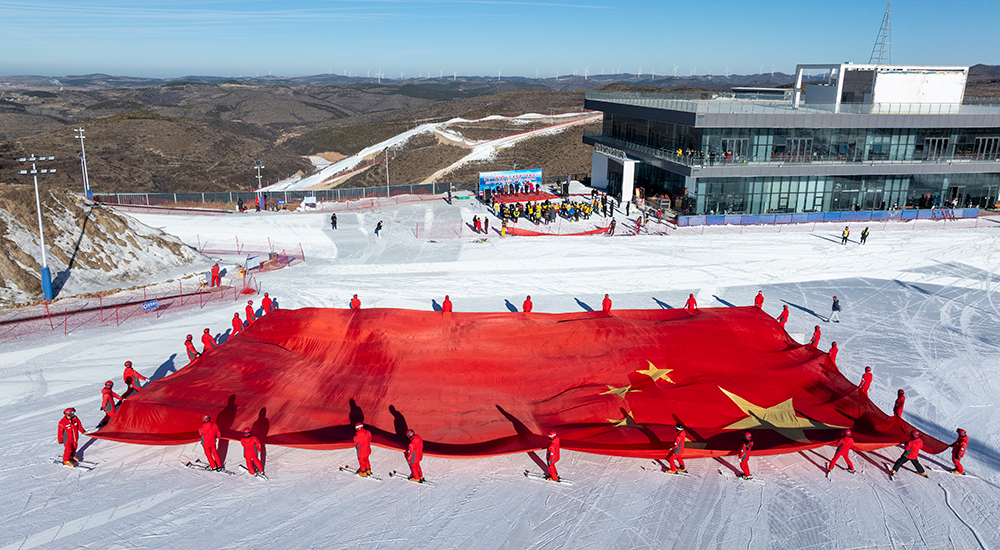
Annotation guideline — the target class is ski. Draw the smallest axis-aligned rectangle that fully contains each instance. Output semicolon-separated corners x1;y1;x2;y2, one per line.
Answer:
927;467;977;479
183;460;236;475
238;464;269;480
389;471;435;486
52;459;94;471
640;464;692;477
339;465;382;481
524;470;573;485
718;468;764;484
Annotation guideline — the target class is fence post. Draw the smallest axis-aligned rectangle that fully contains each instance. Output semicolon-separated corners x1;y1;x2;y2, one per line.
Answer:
299;243;305;262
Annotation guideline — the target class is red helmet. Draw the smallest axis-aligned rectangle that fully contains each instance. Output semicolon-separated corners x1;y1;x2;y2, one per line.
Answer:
264;292;269;297
843;429;851;436
406;429;415;439
744;432;752;440
104;380;113;388
202;415;211;422
248;300;253;305
186;334;193;340
243;428;252;437
124;360;132;367
203;328;210;333
898;389;905;395
957;428;966;435
814;325;820;330
548;430;557;438
675;423;684;430
831;341;837;346
64;407;76;416
910;430;920;438
865;366;871;372
355;423;364;430
234;313;240;317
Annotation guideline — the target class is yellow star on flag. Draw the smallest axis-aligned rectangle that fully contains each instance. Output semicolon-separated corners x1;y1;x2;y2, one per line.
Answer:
636;361;674;384
719;387;847;443
608;411;639;428
601;384;640;398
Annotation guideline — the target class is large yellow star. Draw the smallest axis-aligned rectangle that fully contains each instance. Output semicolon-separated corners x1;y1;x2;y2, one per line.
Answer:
719;387;847;443
601;384;640;398
608;411;639;428
637;361;674;384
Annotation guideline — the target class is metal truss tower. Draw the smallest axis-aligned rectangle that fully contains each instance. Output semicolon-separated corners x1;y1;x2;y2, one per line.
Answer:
869;2;891;65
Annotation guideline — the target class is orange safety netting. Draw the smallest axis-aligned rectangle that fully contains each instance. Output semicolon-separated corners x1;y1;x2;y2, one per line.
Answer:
92;306;946;458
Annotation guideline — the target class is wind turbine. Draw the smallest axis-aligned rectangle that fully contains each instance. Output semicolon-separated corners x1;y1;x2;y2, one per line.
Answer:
673;64;679;77
555;69;559;80
497;68;502;81
759;64;764;75
707;69;713;80
584;66;589;80
771;65;776;78
453;71;457;81
440;69;443;78
637;65;642;78
725;66;729;78
400;71;404;80
535;69;539;78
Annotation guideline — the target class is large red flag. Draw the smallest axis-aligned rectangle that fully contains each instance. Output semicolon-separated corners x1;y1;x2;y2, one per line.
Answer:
93;306;946;458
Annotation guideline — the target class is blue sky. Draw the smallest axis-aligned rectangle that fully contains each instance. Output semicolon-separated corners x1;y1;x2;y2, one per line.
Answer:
1;0;997;78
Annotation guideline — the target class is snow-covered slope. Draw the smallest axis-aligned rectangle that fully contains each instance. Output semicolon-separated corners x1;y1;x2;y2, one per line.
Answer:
2;198;998;549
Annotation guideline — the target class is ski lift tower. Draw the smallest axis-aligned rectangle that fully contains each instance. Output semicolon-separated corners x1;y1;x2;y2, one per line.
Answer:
18;155;57;300
74;128;91;198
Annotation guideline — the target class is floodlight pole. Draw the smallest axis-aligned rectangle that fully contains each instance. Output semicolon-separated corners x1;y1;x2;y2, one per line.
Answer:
19;155;56;300
384;147;390;199
74;128;91;198
254;161;265;189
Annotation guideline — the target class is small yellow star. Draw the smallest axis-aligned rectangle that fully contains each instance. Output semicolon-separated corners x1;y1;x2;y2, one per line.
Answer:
608;411;639;428
601;384;640;398
636;361;674;384
719;387;847;443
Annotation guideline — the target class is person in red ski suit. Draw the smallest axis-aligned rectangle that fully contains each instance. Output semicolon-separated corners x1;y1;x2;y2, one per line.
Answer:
262;292;274;313
232;312;244;335
201;328;217;353
738;432;754;479
442;295;453;312
245;300;257;323
210;263;221;287
776;305;789;326
184;334;200;362
809;325;821;347
827;429;855;473
666;423;687;473
602;294;612;313
684;294;697;310
523;295;533;313
405;429;424;482
893;389;905;417
890;430;927;477
354;423;373;476
753;291;764;309
199;415;223;470
121;360;147;399
241;427;264;475
546;430;561;481
101;381;122;420
951;428;969;475
57;408;85;465
858;366;873;396
829;342;839;364
350;294;361;310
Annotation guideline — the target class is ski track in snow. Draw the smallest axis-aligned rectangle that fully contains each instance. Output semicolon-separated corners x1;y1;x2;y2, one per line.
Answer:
2;194;1000;549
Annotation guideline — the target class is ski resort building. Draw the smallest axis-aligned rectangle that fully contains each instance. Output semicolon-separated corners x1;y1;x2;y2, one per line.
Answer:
583;62;1000;215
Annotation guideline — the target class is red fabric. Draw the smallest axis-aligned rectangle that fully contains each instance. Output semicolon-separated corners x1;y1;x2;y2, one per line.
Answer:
491;191;558;203
91;306;948;458
505;226;609;237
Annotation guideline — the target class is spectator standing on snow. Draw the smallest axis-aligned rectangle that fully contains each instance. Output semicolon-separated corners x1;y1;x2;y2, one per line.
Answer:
375;220;383;238
405;429;424;482
199;415;224;470
602;294;612;313
754;291;764;309
827;429;855;474
810;325;821;347
237;198;244;212
210;263;221;287
738;432;754;479
546;430;561;482
951;429;969;475
858;366;873;396
331;213;337;230
484;217;489;234
860;227;869;245
776;305;789;327
523;295;533;313
232;313;244;336
184;335;201;362
57;408;85;466
201;328;217;353
841;226;850;245
684;294;697;310
889;430;928;478
665;423;687;473
241;427;264;475
354;423;373;476
829;296;842;323
442;295;453;312
893;389;905;417
121;361;148;399
608;218;616;235
350;294;361;310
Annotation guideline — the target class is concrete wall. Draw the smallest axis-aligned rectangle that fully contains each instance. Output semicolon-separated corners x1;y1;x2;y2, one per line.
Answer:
591;152;609;190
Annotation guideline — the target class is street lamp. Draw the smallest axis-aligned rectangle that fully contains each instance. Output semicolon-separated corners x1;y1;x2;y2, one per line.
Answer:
18;155;56;300
254;160;264;209
74;128;91;198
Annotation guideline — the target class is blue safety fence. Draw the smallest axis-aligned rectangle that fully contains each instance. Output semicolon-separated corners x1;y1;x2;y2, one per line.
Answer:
677;208;979;227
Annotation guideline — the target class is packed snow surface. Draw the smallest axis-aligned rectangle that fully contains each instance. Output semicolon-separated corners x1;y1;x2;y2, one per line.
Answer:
2;196;999;549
